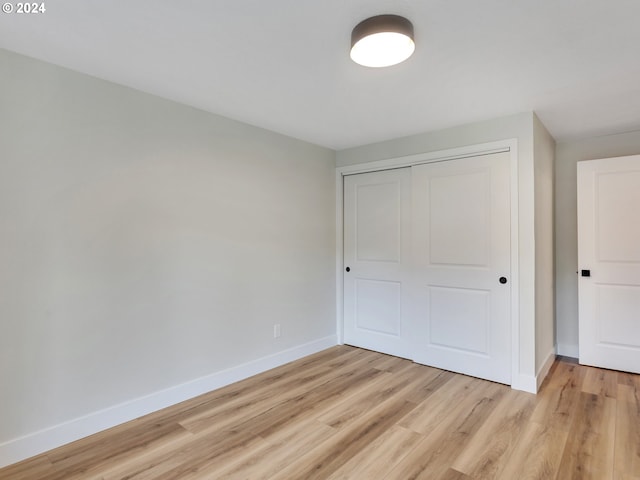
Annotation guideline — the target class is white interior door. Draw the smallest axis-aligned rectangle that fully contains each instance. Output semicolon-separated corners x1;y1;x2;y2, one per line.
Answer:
343;168;412;358
411;152;512;384
578;155;640;374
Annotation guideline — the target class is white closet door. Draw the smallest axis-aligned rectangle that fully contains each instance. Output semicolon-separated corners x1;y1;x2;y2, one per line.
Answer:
343;168;412;358
411;152;511;384
578;155;640;374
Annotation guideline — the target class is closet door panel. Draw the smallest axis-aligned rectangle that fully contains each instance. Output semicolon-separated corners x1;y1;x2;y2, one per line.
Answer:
411;152;511;384
343;168;412;358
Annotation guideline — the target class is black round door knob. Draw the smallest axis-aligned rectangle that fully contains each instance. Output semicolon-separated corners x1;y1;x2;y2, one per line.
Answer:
345;267;351;272
499;277;508;284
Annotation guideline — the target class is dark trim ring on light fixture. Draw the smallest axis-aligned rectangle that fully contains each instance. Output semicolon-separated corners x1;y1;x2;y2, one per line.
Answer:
350;14;415;68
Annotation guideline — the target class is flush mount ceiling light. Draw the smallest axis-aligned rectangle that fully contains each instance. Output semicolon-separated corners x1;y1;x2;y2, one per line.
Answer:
350;14;415;68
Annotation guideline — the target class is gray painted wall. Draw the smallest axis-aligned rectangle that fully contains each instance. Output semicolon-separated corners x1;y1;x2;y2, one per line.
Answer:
533;115;556;373
555;130;640;357
0;49;336;446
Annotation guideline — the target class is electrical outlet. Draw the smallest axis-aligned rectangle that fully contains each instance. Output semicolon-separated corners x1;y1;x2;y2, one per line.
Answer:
273;324;281;338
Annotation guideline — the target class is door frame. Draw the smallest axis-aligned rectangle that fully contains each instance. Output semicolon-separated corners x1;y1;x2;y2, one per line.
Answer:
335;139;521;388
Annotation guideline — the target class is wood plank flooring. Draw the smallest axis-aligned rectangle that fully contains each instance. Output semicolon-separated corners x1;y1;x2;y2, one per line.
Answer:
2;346;639;480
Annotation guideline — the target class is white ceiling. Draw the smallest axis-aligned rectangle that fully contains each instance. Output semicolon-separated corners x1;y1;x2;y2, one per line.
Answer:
2;0;640;150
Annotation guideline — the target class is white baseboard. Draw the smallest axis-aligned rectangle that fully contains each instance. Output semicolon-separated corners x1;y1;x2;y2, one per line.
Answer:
511;374;537;394
511;347;557;394
536;347;557;391
556;343;579;359
0;335;338;468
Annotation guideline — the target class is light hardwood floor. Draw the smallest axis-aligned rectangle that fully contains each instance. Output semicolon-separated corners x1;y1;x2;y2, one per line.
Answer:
1;345;639;479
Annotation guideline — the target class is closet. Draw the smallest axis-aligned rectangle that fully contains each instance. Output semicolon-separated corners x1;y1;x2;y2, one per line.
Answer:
343;151;512;384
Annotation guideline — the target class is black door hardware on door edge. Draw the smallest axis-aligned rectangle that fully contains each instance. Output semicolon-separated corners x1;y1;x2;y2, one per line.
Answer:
499;277;508;284
581;269;591;277
345;267;351;272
